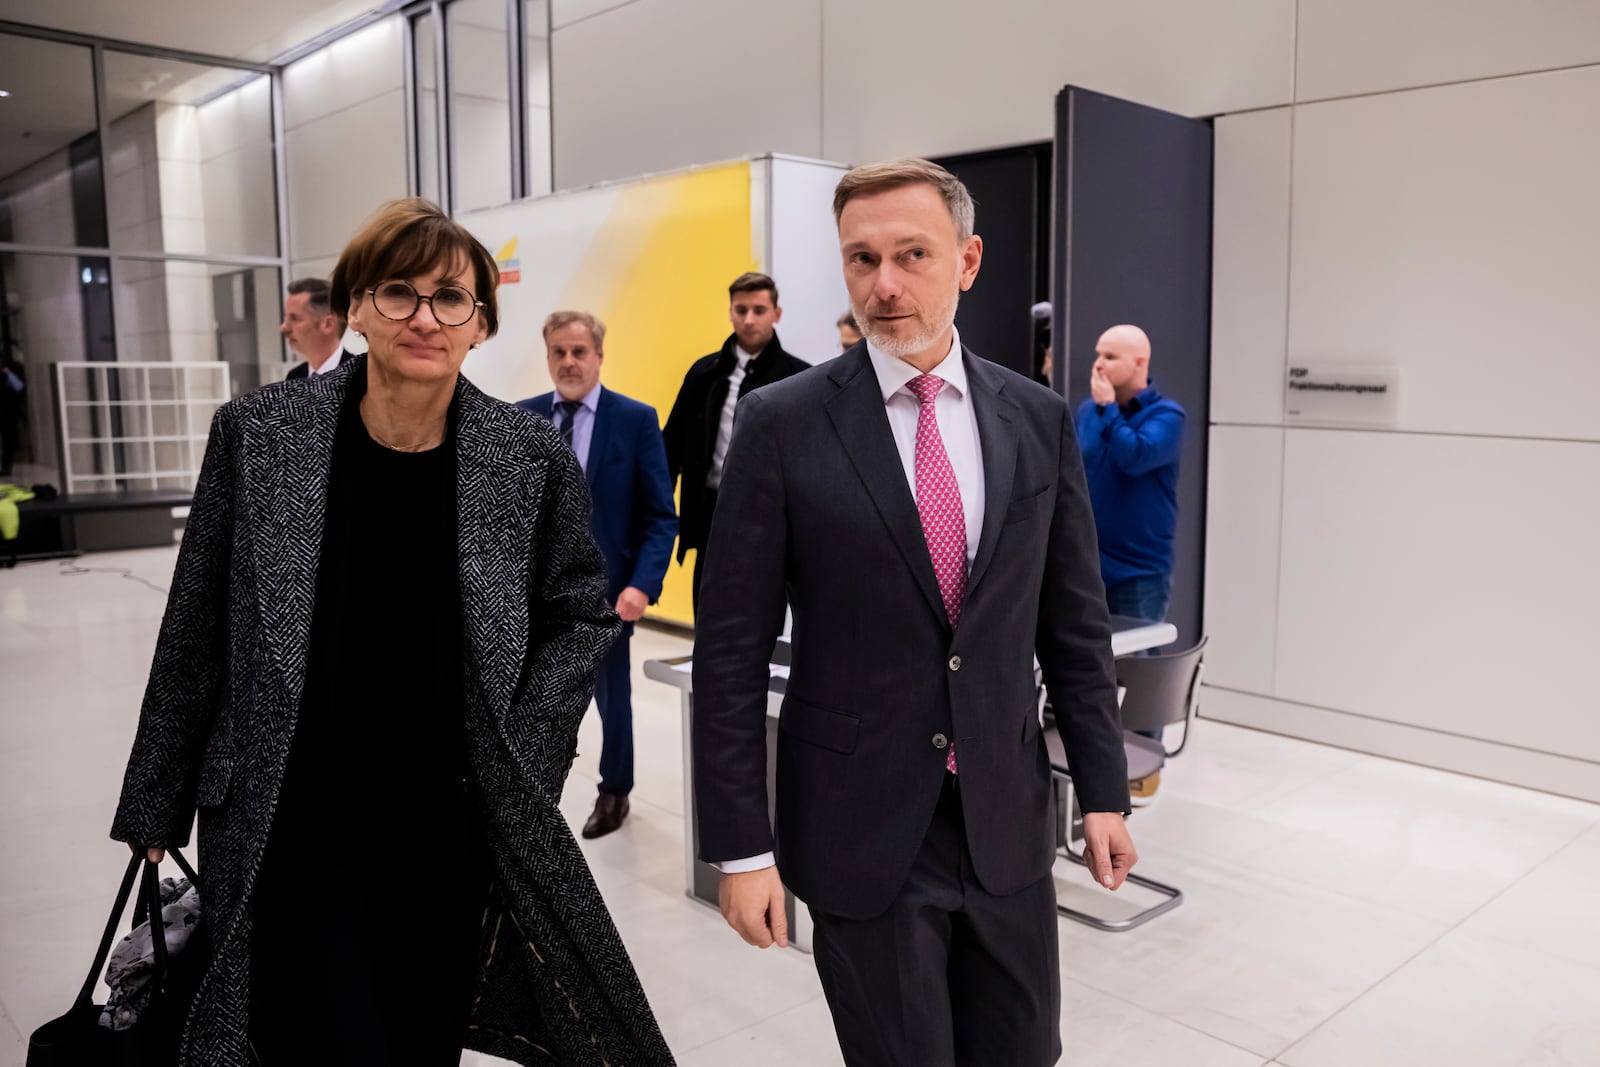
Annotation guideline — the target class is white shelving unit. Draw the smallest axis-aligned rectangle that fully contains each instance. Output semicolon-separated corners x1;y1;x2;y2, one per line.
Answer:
54;362;231;495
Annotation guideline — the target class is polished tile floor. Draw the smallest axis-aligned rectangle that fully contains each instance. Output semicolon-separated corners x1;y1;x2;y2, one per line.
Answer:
2;546;1598;1065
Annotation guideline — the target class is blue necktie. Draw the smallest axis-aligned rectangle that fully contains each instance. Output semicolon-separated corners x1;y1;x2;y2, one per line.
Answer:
556;400;581;450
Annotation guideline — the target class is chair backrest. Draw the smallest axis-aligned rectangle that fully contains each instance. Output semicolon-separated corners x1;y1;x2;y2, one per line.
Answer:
1115;638;1208;736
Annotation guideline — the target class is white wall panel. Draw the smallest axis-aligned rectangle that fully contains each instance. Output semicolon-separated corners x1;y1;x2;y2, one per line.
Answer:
454;95;514;214
766;156;851;365
551;0;635;31
819;0;1292;164
289;256;337;282
196;76;271;160
1274;429;1600;764
1210;107;1292;426
1287;67;1600;442
1202;687;1600;804
200;142;277;258
1296;0;1600;102
450;18;512;102
286;90;408;263
197;77;277;258
551;0;822;190
1203;426;1285;695
283;17;404;130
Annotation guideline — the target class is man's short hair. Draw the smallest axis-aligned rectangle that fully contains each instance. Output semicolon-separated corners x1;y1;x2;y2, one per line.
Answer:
542;310;606;348
836;310;859;330
728;271;778;306
832;158;976;242
287;277;345;327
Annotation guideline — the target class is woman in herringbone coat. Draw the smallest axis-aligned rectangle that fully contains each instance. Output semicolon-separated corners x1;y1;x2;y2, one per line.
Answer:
110;199;674;1066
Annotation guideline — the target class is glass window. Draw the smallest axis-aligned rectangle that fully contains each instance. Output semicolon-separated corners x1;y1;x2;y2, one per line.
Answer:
414;11;442;206
0;34;108;249
525;0;552;196
0;251;114;482
111;259;281;396
212;265;285;395
448;0;513;213
101;51;277;258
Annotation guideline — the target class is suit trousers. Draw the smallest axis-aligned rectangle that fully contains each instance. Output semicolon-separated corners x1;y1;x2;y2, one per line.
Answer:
593;622;634;796
808;775;1063;1067
690;489;717;616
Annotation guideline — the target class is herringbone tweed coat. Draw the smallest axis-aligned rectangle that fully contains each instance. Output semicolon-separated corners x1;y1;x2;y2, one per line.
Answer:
110;356;675;1066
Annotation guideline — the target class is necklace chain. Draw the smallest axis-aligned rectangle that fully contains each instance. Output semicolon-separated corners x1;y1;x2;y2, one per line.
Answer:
360;396;444;452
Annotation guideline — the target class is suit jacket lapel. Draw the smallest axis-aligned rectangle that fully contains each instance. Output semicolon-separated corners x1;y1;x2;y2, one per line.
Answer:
824;350;949;628
586;388;614;492
248;364;345;713
964;351;1019;598
455;379;528;715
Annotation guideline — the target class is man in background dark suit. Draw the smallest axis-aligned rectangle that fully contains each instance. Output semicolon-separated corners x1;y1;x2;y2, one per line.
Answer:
519;310;677;838
693;160;1139;1066
281;277;353;380
661;272;808;613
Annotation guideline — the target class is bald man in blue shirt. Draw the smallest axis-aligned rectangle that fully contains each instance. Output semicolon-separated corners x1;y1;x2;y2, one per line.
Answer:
1075;324;1186;800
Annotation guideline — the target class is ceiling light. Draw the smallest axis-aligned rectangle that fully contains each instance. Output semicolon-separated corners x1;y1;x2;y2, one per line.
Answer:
0;90;12;97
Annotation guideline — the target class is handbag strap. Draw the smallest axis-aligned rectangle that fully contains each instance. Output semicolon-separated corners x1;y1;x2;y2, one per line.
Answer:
166;846;201;888
74;848;198;1012
131;846;200;928
73;852;142;1011
141;859;172;997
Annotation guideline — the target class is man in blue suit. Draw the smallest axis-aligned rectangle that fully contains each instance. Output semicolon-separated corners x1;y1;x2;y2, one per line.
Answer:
518;310;678;838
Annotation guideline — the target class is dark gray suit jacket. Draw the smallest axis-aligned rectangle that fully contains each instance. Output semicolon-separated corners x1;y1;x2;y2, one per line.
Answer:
693;343;1128;920
110;356;673;1066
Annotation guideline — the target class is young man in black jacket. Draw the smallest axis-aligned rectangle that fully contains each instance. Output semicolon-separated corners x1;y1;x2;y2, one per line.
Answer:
662;272;810;613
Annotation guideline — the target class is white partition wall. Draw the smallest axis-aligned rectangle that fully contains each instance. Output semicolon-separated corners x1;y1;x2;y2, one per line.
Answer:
456;154;847;624
1206;39;1600;801
765;155;852;365
549;0;1297;189
1295;0;1600;100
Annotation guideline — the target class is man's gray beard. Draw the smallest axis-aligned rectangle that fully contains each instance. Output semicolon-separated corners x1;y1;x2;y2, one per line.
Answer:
860;292;960;361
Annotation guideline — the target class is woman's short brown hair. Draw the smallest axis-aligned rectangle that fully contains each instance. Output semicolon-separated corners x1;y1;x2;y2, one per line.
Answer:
329;198;501;337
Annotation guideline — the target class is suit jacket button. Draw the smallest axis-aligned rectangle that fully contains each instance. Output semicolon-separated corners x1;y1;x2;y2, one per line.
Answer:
932;733;949;749
948;655;962;671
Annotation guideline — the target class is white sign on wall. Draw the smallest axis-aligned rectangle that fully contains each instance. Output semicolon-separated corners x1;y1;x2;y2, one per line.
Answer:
1285;364;1400;427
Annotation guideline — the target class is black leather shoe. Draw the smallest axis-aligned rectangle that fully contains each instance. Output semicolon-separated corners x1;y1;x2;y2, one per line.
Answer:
582;793;630;839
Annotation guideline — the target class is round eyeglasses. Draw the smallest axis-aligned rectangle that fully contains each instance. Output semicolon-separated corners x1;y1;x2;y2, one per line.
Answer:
366;280;483;327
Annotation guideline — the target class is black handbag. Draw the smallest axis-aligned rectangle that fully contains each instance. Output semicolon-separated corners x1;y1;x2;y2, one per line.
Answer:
27;848;206;1067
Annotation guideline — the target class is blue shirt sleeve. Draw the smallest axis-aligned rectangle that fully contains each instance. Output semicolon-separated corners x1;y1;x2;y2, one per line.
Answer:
1093;404;1185;477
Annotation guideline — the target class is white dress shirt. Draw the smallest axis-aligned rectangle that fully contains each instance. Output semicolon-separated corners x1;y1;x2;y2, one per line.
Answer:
864;328;984;565
716;329;984;875
706;346;756;489
309;348;345;377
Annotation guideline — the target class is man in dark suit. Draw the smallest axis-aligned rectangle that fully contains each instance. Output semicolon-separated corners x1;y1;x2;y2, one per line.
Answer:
519;310;678;838
693;160;1139;1066
280;277;353;380
661;272;809;613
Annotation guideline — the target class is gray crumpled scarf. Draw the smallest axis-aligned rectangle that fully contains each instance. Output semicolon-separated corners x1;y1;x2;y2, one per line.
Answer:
99;877;202;1031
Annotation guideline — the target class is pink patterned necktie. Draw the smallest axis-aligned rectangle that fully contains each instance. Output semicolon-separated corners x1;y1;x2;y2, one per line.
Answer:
906;373;966;775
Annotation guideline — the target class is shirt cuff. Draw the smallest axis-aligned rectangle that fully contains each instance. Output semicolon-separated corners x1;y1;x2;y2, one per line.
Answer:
1096;403;1122;437
716;852;776;874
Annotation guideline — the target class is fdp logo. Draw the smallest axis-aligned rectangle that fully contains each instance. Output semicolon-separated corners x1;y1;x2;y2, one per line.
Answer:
495;237;522;284
1289;367;1309;379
